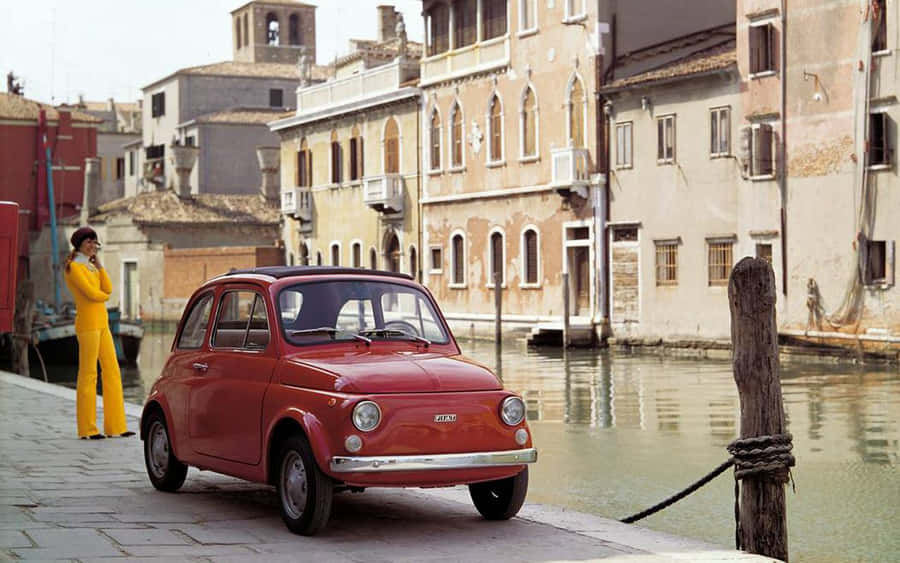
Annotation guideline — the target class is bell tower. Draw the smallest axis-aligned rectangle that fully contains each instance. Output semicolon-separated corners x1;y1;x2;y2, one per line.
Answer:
231;0;317;64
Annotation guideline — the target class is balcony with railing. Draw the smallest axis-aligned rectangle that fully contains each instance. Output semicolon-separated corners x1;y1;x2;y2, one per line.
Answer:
281;187;312;223
420;35;509;86
550;147;590;200
362;174;404;215
296;58;419;116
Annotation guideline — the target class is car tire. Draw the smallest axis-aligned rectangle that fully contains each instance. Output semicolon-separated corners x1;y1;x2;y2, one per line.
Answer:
469;467;529;520
277;435;333;535
143;411;188;493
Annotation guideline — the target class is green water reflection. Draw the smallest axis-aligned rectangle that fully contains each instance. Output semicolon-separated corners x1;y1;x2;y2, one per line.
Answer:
55;330;900;562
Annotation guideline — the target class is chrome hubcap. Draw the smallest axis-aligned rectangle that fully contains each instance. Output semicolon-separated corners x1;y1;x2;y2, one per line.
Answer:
148;421;169;478
280;450;308;519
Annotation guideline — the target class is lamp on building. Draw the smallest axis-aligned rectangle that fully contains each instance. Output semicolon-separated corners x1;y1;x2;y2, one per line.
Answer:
640;96;651;112
803;70;824;102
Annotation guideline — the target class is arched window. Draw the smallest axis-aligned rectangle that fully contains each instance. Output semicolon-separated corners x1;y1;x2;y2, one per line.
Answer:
489;230;505;286
430;108;441;170
235;19;242;48
451;232;465;286
385;232;401;272
522;228;539;285
330;130;342;184
409;245;418;280
289;14;300;45
297;138;312;187
568;77;585;148
316;251;322;266
352;242;362;267
299;242;309;265
349;125;364;180
521;86;537;157
243;14;249;46
369;247;378;269
266;13;280;46
331;243;340;266
450;102;463;167
384;117;399;174
488;94;503;162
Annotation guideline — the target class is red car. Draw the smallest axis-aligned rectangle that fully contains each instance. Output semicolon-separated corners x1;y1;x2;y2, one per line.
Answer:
141;266;537;535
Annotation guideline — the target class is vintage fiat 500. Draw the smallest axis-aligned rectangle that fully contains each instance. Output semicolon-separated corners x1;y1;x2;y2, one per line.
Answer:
141;266;537;535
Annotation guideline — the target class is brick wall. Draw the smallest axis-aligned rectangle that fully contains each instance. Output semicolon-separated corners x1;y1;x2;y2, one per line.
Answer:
163;246;284;299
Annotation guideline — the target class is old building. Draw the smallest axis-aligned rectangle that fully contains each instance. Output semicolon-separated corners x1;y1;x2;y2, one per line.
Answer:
417;0;735;341
231;0;316;64
598;30;741;341
270;6;423;276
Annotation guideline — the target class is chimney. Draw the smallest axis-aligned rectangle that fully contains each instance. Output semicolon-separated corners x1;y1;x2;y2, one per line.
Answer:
169;144;199;198
81;157;101;225
256;146;280;200
377;5;398;42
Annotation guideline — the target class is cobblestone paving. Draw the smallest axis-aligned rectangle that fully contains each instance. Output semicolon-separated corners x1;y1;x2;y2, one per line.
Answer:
0;373;772;562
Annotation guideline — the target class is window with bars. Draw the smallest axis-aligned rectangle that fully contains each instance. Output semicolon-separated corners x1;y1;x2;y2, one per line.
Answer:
451;234;465;285
482;0;507;40
430;110;441;170
489;231;504;286
751;123;775;177
451;104;463;167
384;118;399;174
330;131;342;184
615;122;632;167
655;242;678;285
657;115;675;163
427;4;449;55
430;247;442;273
522;87;536;157
749;23;776;74
710;107;730;157
569;79;585;148
489;95;502;162
453;0;477;48
523;229;538;285
708;241;733;286
869;112;892;167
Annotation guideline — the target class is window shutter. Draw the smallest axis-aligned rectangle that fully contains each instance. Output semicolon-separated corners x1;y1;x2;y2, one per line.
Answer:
349;138;358;180
358;137;364;178
657;119;664;160
887;240;896;287
749;27;760;73
526;231;538;284
767;24;776;72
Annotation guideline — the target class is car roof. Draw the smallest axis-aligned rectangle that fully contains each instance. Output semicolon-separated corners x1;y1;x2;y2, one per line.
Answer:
222;266;415;281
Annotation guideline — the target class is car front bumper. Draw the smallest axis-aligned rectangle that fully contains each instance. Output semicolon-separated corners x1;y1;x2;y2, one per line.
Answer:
329;447;538;473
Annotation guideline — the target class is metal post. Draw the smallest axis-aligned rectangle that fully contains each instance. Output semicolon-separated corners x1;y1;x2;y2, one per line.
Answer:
562;272;570;348
494;271;502;345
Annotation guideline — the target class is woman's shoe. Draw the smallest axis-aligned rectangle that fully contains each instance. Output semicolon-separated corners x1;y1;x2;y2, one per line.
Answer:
108;431;136;438
80;434;106;440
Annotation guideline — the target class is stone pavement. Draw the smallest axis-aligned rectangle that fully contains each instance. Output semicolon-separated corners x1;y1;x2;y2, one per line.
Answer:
0;371;774;562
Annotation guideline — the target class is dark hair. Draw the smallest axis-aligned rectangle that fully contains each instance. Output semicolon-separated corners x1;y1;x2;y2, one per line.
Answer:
66;226;98;272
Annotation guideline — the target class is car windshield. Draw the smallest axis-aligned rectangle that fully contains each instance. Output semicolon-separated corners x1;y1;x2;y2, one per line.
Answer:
278;280;450;346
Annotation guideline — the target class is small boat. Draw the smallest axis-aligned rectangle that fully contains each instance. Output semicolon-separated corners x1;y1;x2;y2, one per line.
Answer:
31;306;144;366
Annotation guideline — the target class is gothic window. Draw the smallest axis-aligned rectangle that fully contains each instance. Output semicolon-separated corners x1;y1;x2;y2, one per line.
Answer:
521;86;537;157
349;125;364;180
430;109;441;170
523;228;539;285
451;102;463;167
489;94;503;162
330;130;342;184
568;77;585;147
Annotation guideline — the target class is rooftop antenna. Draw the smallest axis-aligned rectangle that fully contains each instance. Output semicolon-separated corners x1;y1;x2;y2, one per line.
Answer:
50;7;57;103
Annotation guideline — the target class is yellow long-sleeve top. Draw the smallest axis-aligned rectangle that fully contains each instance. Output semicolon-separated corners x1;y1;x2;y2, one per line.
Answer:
64;253;112;332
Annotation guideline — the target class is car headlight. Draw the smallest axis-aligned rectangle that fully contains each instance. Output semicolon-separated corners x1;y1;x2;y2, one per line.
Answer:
500;396;525;426
352;401;382;432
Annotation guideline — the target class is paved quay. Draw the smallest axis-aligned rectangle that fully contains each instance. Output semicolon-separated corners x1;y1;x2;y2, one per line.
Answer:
0;371;773;562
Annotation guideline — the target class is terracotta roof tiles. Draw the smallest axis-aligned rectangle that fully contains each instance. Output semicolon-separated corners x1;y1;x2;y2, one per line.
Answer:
89;190;281;226
0;93;103;123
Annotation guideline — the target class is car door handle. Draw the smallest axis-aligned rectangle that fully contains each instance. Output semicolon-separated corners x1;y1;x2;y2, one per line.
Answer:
192;362;209;373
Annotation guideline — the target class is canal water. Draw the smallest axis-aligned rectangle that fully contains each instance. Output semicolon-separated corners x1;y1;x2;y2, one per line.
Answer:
46;329;899;562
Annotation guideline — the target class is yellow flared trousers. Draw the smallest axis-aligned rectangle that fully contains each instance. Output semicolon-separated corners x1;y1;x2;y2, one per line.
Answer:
75;327;127;437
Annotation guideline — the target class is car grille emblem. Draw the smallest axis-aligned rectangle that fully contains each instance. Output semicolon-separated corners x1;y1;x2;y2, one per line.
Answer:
434;414;457;423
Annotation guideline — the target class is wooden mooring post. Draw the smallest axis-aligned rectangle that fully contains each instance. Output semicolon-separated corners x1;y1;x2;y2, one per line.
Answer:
561;272;570;348
493;272;502;345
728;257;792;561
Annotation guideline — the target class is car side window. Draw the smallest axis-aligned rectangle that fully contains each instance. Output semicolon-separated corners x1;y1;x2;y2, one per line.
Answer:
213;290;270;349
176;293;214;349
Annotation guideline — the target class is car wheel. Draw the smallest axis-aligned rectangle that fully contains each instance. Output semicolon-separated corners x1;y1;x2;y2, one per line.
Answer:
469;467;528;520
277;435;333;535
143;411;188;492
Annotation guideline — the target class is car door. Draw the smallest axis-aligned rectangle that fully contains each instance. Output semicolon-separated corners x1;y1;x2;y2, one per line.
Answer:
165;291;216;451
188;286;277;465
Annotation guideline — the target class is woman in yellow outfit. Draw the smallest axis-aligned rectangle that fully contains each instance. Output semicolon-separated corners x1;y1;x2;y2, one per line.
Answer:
63;227;134;440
